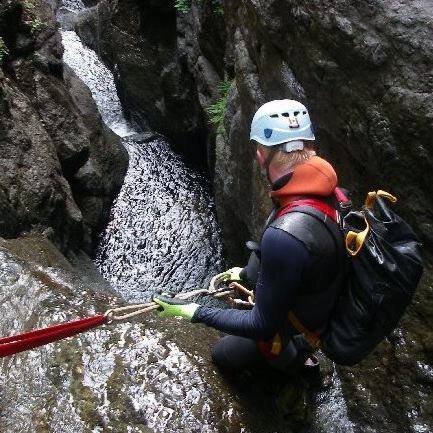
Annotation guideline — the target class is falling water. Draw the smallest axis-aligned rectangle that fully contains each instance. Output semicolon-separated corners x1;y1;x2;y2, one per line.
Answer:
60;5;354;432
61;30;223;302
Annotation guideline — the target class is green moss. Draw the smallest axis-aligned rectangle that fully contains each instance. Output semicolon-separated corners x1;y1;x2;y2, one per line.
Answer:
21;0;46;35
22;0;36;10
0;37;8;65
175;0;191;13
49;341;103;429
206;79;233;134
29;18;44;33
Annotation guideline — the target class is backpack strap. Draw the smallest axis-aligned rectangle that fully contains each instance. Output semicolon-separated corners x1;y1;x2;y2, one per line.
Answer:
287;311;322;349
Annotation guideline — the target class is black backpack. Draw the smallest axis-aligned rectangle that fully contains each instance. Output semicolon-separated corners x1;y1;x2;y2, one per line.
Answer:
248;189;423;365
317;190;424;365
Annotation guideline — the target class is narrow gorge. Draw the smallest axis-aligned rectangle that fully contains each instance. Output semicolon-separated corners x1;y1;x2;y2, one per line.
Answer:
0;1;432;432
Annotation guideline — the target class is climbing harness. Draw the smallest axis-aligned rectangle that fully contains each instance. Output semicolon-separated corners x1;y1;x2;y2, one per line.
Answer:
0;278;255;359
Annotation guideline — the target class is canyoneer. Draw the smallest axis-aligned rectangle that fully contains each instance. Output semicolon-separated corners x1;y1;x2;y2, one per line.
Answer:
154;99;345;376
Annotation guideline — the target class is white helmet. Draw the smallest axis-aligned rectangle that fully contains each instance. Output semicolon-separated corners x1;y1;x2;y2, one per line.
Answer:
250;99;315;152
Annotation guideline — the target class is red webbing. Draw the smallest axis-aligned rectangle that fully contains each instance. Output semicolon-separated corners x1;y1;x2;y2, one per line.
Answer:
0;315;107;358
276;198;337;221
334;187;350;203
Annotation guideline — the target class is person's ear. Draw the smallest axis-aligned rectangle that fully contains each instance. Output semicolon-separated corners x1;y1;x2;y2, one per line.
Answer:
256;147;267;169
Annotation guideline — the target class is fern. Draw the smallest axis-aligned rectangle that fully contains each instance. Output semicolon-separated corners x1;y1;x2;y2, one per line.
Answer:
29;18;44;33
206;80;233;134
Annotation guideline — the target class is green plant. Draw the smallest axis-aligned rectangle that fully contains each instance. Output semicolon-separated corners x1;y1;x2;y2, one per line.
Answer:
175;0;191;13
21;0;45;35
206;79;233;134
29;18;44;34
0;37;9;65
22;0;36;10
175;0;224;15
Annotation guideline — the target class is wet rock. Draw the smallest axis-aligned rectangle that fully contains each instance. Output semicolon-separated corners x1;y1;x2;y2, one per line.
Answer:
204;2;433;431
215;1;433;430
0;1;128;253
0;235;298;433
115;0;433;431
8;0;430;431
218;0;433;258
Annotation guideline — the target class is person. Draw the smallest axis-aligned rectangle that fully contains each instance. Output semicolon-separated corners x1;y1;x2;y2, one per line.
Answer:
154;99;345;375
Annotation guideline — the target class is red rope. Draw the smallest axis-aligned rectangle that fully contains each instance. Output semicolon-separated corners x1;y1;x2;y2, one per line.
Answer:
0;315;107;358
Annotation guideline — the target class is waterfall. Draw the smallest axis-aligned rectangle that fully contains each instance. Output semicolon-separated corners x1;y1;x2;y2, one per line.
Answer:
60;30;223;302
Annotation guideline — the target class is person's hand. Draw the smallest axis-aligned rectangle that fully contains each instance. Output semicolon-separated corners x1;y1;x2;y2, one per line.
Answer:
220;267;243;282
153;294;199;321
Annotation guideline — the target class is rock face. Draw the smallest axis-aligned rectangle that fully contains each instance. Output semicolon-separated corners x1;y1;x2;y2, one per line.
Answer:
0;235;331;433
218;1;433;431
0;0;128;253
74;0;208;162
70;0;433;259
220;0;433;260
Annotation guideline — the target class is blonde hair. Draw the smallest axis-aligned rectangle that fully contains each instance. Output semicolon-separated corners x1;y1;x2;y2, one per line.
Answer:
258;142;316;171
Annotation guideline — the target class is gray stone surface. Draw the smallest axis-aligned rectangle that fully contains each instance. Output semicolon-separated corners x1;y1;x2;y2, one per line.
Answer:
220;1;433;431
0;236;250;433
221;0;433;259
74;1;433;431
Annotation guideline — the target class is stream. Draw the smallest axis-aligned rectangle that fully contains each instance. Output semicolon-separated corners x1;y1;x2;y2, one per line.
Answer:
0;1;357;432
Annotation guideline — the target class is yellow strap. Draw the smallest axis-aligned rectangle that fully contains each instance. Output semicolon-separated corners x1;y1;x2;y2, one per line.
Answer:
346;190;397;256
345;215;370;256
365;190;397;209
270;334;282;355
287;311;321;349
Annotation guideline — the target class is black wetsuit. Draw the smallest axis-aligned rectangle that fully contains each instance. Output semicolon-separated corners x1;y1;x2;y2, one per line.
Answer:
193;208;344;372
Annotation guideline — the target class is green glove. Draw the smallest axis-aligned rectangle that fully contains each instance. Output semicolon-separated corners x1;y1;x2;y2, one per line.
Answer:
153;295;199;321
221;267;243;282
